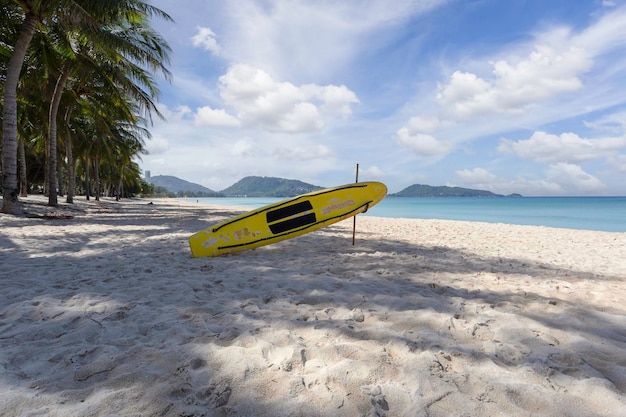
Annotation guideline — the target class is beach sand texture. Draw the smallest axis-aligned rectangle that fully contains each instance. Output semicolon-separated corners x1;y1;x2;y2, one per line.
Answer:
1;196;625;417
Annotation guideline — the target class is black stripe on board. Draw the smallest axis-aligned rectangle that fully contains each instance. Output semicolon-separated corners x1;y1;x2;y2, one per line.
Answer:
266;200;313;224
269;212;317;234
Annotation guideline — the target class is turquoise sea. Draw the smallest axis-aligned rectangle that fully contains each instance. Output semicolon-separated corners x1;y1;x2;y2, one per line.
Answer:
187;196;626;233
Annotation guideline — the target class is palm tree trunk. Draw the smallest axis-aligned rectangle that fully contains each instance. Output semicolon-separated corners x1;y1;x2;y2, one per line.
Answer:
63;105;75;203
18;137;28;197
66;131;75;204
1;14;38;214
57;152;65;197
94;154;100;201
117;175;124;201
85;151;91;201
116;165;125;201
47;69;71;207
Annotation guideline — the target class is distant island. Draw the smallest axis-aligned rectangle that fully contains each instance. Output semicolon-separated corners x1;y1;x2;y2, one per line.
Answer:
147;175;221;197
391;184;522;198
220;176;323;197
146;175;323;198
146;174;522;198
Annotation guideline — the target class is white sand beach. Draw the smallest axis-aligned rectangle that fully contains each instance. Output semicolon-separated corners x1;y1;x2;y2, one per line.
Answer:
1;195;625;417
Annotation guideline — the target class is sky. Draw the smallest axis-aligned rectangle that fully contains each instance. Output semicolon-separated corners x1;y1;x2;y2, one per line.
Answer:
141;0;626;196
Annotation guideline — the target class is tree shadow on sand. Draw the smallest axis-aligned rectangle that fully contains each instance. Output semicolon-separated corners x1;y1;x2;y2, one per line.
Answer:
1;200;624;416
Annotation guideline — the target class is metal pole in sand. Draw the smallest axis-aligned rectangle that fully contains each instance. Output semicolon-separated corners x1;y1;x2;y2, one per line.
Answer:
352;163;359;245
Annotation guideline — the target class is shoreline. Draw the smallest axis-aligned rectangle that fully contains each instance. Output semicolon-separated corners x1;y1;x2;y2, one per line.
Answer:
178;195;626;233
2;196;625;416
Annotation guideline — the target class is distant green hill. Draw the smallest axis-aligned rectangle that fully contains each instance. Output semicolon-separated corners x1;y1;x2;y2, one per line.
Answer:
220;176;323;197
148;175;221;196
148;175;521;198
391;184;521;197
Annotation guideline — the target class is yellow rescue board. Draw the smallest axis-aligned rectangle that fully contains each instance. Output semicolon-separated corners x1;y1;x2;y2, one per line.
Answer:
189;181;387;257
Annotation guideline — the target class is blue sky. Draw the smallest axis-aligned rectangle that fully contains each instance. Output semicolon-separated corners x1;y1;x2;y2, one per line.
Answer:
142;0;626;196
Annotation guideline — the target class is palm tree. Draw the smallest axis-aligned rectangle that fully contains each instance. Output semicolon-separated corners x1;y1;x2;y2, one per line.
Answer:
5;17;56;198
1;4;38;214
1;0;172;214
0;2;24;191
100;115;150;200
45;12;171;206
59;61;154;202
15;70;48;197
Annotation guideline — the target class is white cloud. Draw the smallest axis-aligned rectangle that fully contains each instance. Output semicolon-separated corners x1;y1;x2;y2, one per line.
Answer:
512;178;566;196
583;110;626;133
455;164;606;196
574;5;626;55
398;6;626;144
304;84;359;118
190;26;220;54
393;115;454;157
395;129;452;157
456;167;497;184
145;136;169;155
219;0;449;80
275;102;324;132
607;154;626;172
360;165;385;180
437;40;592;120
499;131;626;163
273;144;332;160
455;167;562;195
546;162;606;194
405;116;441;133
194;106;240;127
157;104;193;121
230;138;258;157
213;64;359;133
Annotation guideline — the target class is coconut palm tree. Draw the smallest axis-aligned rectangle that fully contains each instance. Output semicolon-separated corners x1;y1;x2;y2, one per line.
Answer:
1;0;172;214
59;61;154;202
44;10;171;206
1;3;38;214
46;7;171;206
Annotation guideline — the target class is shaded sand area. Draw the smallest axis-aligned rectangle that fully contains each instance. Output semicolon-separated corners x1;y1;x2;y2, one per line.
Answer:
1;195;625;416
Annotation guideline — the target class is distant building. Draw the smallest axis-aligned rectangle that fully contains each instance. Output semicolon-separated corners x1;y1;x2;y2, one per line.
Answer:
145;170;151;182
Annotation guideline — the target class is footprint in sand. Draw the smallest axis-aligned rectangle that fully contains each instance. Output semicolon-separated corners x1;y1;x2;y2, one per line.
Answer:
363;385;390;416
546;352;592;378
191;384;232;408
531;329;560;347
470;322;494;341
169;358;232;409
450;314;495;341
493;343;531;366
